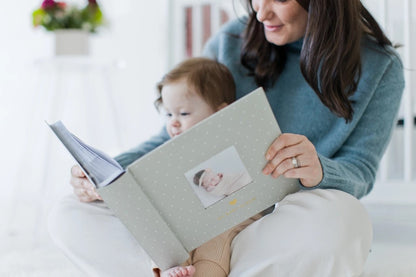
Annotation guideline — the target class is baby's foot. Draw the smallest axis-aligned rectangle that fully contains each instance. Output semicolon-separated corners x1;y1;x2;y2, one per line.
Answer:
160;265;195;277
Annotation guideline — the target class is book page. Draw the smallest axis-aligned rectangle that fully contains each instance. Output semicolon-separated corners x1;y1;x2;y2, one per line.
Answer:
48;121;125;187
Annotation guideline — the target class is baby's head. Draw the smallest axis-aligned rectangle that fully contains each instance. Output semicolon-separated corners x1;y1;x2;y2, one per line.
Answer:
193;168;223;192
155;57;236;137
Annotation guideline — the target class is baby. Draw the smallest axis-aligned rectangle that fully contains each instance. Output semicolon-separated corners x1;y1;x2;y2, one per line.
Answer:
193;168;252;197
154;58;233;139
153;57;237;277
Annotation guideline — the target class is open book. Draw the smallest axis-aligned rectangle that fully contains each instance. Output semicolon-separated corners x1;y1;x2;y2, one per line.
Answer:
48;121;125;188
48;87;299;270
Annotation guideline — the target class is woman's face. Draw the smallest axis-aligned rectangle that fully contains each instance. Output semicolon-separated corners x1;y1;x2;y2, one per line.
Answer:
251;0;308;45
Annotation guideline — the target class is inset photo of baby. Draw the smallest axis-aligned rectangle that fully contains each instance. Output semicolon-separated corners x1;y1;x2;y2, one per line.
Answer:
184;146;253;208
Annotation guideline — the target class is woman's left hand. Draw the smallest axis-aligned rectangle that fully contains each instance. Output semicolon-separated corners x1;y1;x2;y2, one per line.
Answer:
262;133;323;187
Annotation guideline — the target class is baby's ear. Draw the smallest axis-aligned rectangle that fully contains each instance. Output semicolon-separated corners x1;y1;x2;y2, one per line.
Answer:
216;102;228;111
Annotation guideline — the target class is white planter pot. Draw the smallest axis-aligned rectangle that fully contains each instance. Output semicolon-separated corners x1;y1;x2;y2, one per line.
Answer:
54;29;90;56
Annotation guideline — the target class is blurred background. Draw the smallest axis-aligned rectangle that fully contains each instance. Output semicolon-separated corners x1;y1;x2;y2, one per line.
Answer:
0;0;414;276
1;0;168;275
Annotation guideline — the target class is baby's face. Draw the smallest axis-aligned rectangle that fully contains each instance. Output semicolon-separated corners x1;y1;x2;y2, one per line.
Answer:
162;79;216;138
201;169;223;192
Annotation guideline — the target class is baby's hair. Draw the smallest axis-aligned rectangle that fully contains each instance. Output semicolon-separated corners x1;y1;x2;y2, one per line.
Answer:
193;169;206;187
155;57;236;111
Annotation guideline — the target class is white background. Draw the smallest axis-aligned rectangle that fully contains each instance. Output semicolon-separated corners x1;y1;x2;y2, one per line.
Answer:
0;0;414;275
0;0;168;274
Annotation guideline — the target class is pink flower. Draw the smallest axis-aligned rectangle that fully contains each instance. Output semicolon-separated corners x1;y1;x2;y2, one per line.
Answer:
41;0;56;9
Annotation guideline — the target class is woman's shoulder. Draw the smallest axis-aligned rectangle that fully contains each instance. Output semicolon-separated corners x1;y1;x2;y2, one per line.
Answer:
203;17;247;59
207;17;247;44
361;36;404;87
361;36;403;69
219;16;248;35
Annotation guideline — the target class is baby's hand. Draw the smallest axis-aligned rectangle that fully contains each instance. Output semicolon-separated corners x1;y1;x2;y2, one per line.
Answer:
156;265;195;277
70;165;102;202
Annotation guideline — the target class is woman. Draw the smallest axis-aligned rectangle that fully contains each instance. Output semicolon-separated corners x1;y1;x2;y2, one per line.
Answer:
48;0;404;276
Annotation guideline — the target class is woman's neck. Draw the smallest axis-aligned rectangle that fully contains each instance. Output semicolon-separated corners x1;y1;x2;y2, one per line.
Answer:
286;38;304;53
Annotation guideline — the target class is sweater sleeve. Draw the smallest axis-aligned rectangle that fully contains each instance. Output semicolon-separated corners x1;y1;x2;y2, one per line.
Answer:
114;127;170;169
306;54;405;198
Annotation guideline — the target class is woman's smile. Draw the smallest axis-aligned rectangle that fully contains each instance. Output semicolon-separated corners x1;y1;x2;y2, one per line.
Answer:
264;24;283;32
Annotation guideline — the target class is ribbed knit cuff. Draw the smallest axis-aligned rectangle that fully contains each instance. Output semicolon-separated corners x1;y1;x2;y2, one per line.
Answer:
298;154;335;191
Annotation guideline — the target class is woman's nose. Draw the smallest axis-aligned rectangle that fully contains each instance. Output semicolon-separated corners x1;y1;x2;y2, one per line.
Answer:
254;0;271;22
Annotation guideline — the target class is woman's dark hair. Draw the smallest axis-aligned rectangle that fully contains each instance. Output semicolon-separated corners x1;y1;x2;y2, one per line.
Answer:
242;0;393;122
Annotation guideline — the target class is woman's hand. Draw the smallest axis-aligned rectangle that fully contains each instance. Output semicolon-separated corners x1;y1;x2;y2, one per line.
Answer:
70;165;102;202
262;133;323;187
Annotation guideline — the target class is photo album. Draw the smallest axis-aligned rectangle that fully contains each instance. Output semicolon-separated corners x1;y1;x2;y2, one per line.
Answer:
48;87;299;270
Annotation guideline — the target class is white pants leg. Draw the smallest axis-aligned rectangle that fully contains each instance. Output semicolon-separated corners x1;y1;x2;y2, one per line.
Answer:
229;189;372;277
48;195;154;277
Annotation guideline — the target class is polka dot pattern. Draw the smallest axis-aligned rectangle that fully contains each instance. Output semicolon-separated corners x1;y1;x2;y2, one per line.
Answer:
98;88;299;269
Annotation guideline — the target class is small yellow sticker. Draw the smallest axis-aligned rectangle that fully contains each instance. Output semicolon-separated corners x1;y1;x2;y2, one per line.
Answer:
229;199;237;205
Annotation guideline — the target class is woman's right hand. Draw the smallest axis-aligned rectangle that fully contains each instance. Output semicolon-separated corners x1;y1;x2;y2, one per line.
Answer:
70;164;102;202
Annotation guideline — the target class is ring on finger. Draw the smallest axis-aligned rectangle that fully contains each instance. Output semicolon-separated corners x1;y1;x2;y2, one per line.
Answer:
291;156;300;168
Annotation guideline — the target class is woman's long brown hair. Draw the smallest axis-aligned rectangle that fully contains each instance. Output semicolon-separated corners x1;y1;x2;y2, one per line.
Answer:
241;0;393;122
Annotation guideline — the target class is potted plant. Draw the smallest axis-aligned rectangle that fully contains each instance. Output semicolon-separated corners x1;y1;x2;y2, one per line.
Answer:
32;0;105;55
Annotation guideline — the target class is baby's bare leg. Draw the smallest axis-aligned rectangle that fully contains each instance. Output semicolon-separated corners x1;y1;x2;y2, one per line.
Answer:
154;214;265;277
183;213;263;277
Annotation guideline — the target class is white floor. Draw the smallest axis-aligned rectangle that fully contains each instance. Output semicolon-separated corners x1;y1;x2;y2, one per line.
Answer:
0;196;84;277
0;243;83;277
362;203;416;277
1;193;415;277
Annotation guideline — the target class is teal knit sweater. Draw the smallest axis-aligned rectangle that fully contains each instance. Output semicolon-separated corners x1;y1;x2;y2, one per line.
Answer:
116;18;404;199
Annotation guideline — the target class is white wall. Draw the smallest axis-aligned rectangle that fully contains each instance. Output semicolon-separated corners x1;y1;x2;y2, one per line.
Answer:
363;0;416;115
0;0;169;245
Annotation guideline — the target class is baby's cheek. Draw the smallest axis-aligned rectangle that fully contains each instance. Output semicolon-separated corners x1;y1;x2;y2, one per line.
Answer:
166;128;173;138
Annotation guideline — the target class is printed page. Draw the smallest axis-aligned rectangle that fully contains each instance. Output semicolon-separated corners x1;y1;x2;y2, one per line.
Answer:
48;121;125;187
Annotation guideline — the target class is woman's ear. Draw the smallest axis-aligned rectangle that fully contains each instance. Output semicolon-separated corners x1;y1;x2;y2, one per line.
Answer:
216;102;228;111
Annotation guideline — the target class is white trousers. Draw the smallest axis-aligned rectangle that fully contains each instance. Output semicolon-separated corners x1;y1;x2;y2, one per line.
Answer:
48;189;372;277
